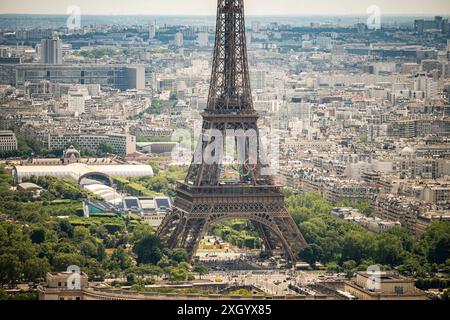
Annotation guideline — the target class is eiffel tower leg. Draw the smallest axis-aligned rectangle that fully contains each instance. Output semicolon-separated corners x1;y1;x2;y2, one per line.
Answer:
261;220;297;261
273;211;307;260
157;209;185;248
253;203;306;261
168;215;187;248
157;212;173;238
183;218;207;261
253;222;276;254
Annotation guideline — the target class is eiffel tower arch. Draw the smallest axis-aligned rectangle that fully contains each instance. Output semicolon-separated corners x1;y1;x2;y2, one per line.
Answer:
157;0;307;261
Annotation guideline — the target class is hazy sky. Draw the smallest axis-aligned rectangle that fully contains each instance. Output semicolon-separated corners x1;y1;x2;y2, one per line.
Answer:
0;0;449;15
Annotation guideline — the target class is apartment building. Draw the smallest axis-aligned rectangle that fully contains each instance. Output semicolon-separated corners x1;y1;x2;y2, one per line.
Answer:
44;133;136;156
371;194;423;234
0;64;146;91
0;130;18;152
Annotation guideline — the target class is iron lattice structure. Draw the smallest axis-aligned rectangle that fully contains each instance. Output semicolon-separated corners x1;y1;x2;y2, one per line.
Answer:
157;0;307;261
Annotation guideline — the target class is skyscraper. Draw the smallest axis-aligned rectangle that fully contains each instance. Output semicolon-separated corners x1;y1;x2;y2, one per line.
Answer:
40;33;62;65
174;32;184;47
149;21;156;39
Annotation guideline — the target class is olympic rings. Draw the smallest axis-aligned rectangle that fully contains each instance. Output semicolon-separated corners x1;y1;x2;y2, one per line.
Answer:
244;157;257;172
223;158;258;178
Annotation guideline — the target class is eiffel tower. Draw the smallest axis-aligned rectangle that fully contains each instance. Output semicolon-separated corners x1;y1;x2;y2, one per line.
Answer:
157;0;307;261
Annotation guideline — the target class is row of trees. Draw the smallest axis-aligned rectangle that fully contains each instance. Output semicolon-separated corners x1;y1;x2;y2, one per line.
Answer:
0;213;203;288
0;169;98;223
130;165;188;197
211;220;262;250
287;192;450;278
0;166;201;291
145;99;175;116
25;176;94;201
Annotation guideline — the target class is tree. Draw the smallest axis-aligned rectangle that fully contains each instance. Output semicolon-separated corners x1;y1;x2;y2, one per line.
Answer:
109;247;133;270
23;258;50;282
398;254;428;277
147;176;170;193
97;141;116;156
73;226;90;243
0;254;22;287
80;240;100;259
84;260;106;280
326;262;341;273
168;248;188;263
89;225;108;239
193;263;209;279
125;270;136;285
341;231;375;264
299;244;323;265
168;266;189;283
342;260;357;276
30;228;46;244
156;255;176;269
428;234;450;265
376;234;405;266
132;264;163;278
57;220;74;238
52;253;84;271
129;223;155;243
133;234;163;265
0;287;8;300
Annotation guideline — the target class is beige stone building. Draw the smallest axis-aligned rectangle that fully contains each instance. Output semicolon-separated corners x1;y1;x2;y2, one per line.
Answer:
344;272;427;300
0;130;18;152
38;272;89;301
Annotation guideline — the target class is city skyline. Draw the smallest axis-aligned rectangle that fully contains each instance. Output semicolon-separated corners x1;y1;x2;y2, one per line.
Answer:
0;0;449;304
0;0;450;16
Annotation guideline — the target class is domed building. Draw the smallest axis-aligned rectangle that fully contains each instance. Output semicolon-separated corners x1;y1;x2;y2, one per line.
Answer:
13;146;154;186
62;145;81;164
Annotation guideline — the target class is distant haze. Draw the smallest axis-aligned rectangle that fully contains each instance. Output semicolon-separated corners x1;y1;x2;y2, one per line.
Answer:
0;0;449;15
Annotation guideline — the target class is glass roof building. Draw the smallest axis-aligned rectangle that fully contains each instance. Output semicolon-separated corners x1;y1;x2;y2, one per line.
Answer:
13;163;154;185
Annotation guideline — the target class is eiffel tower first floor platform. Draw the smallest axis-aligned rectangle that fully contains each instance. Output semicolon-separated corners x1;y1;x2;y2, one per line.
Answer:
157;182;307;261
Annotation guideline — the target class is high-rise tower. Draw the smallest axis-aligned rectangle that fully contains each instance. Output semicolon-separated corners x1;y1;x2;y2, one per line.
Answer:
157;0;307;261
40;33;63;65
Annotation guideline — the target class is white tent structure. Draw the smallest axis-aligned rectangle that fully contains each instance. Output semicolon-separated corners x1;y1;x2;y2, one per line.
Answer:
83;184;123;205
13;163;154;185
